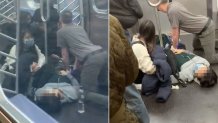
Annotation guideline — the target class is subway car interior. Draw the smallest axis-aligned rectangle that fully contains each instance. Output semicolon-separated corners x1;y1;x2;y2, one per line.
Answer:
129;0;218;122
0;0;108;123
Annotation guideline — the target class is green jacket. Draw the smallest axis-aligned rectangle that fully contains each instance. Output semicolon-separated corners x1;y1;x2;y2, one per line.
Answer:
175;52;195;70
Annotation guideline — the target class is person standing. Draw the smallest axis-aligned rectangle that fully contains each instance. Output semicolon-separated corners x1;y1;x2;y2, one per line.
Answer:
157;0;218;64
110;0;150;123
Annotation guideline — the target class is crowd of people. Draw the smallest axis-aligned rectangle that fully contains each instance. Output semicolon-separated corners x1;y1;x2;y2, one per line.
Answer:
110;0;218;123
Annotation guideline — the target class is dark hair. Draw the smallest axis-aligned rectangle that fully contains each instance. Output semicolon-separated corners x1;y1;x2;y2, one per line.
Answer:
61;10;73;24
198;67;217;88
139;20;156;53
20;11;32;25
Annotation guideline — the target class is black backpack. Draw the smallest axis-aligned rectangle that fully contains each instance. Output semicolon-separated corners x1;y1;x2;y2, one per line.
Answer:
163;48;187;87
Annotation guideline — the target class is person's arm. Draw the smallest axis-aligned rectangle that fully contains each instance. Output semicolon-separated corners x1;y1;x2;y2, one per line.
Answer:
171;27;180;48
5;45;16;66
173;48;186;54
57;30;69;65
132;44;156;74
168;9;180;48
61;48;69;66
35;45;45;67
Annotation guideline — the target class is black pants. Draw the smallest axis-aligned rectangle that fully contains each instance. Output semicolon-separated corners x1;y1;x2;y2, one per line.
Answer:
18;53;37;94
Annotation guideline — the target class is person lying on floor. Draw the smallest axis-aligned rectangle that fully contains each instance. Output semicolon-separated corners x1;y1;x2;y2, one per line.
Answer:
132;20;172;103
171;48;217;87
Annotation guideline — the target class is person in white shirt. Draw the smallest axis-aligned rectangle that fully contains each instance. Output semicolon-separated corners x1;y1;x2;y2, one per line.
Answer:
3;27;45;94
132;20;156;75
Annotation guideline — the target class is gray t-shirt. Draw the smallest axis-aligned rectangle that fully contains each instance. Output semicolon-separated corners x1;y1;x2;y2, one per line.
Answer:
57;25;102;61
167;1;208;34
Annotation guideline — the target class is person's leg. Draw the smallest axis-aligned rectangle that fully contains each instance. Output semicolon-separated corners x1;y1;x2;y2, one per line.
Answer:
199;22;218;64
124;85;150;123
18;53;35;94
193;35;203;50
80;51;108;106
193;35;204;57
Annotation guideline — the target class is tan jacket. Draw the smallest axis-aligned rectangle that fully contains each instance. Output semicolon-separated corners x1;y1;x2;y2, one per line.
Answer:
110;15;139;123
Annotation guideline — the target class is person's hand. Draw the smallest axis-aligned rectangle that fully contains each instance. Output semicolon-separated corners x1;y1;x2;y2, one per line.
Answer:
170;46;176;53
132;34;140;41
174;49;185;54
59;70;70;76
31;62;40;73
171;47;185;54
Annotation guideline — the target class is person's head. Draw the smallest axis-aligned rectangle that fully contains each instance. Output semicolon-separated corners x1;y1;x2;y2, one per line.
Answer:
195;66;217;88
20;28;35;49
157;0;169;12
60;10;72;26
20;11;32;25
139;20;156;53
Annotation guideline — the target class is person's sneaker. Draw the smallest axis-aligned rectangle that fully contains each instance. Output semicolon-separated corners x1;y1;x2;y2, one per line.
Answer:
134;84;142;90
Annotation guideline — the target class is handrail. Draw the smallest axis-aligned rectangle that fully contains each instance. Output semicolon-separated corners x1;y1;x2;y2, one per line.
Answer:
0;0;14;11
57;0;84;26
40;0;50;22
0;32;17;43
91;0;108;19
14;0;20;93
60;0;76;13
147;0;162;7
0;70;16;78
0;1;7;5
0;51;16;60
146;0;163;47
3;88;17;94
91;0;107;15
0;13;16;23
40;0;51;63
0;85;32;122
2;6;14;15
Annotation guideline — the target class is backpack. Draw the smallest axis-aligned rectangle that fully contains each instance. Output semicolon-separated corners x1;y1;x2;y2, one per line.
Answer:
156;34;186;50
163;49;187;87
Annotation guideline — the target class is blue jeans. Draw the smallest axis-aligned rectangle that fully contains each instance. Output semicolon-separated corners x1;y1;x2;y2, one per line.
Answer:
124;85;150;123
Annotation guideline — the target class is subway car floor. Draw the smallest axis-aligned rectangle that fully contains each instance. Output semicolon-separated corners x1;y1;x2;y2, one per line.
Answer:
141;34;218;123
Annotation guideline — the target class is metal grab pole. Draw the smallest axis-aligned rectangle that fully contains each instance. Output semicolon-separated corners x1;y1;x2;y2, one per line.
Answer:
155;8;163;47
40;0;50;63
146;0;163;47
15;0;20;93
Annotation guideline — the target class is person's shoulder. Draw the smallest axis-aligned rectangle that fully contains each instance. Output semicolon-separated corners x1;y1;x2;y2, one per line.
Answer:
57;27;67;34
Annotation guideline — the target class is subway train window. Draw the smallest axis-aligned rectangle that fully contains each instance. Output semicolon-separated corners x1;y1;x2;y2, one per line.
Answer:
0;0;108;123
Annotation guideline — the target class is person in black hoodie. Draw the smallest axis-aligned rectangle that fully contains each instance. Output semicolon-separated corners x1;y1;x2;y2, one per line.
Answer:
31;0;60;56
110;0;143;30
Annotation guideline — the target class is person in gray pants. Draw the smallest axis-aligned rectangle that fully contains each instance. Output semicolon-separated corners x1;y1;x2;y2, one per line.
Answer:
157;0;218;64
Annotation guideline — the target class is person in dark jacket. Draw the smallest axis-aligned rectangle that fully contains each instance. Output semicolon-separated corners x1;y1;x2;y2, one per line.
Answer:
141;46;172;103
132;20;172;103
110;0;143;30
31;0;60;56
